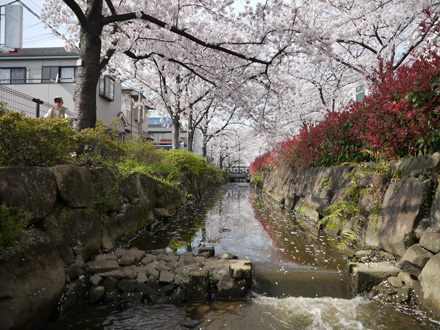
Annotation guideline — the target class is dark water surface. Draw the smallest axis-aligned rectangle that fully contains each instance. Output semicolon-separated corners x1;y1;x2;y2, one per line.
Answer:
43;183;440;330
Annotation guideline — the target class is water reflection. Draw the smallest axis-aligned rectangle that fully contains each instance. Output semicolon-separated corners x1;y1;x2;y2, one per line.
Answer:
129;187;226;253
43;183;440;330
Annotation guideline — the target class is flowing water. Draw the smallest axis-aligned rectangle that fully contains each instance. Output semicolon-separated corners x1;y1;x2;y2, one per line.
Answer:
44;183;440;330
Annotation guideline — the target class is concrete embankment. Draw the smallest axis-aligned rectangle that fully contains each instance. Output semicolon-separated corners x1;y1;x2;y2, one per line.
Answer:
0;165;229;330
258;153;440;318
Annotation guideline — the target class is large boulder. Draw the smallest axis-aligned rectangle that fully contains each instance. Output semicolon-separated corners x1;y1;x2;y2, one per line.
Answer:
119;172;156;208
419;228;440;254
154;182;185;213
313;165;355;204
117;203;154;237
365;177;429;256
0;229;65;330
429;183;440;229
294;195;324;223
42;209;102;262
262;166;294;203
0;167;57;224
397;244;433;278
398;152;440;179
101;212;124;251
89;167;121;212
264;165;354;222
52;165;94;208
419;253;440;318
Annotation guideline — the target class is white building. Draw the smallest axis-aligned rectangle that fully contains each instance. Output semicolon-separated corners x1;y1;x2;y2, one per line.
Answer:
120;88;149;139
147;115;203;156
0;47;122;128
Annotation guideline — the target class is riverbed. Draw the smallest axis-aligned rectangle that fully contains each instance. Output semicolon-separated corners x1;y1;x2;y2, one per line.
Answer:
43;183;440;329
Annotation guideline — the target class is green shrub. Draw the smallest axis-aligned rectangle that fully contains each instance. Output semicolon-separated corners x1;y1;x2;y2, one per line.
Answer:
117;159;189;196
0;109;76;166
0;106;226;196
0;203;32;252
75;120;126;166
205;164;227;185
124;137;166;166
250;171;264;188
163;149;207;175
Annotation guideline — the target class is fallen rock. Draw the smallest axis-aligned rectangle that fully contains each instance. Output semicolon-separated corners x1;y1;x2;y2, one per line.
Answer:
419;253;440;318
86;260;120;274
419;228;440;254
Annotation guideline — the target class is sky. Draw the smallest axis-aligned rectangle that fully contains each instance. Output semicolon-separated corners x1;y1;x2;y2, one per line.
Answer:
0;0;256;49
0;0;65;48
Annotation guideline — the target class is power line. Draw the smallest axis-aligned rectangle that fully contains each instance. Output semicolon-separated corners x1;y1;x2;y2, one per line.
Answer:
16;0;63;40
0;0;21;8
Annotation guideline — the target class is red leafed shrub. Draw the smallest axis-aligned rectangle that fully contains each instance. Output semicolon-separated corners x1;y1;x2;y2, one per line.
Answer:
292;108;366;167
249;150;274;174
272;136;298;169
352;48;440;158
251;15;440;173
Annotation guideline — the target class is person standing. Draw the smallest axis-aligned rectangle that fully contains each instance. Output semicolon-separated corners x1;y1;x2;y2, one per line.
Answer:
44;96;72;121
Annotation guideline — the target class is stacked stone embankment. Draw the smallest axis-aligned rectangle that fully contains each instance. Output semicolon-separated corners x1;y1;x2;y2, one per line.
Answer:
0;165;228;330
82;247;251;307
259;153;440;318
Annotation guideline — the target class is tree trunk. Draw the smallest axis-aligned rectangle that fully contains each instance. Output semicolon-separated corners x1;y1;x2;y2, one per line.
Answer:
172;114;181;149
201;126;208;157
187;111;194;152
202;143;207;158
188;132;194;152
73;8;103;131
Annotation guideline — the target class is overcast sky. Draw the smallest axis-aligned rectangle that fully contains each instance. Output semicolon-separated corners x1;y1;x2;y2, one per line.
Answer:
0;0;64;48
0;0;258;49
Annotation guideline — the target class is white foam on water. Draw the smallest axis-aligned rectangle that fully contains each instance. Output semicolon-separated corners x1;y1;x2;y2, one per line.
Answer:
252;295;372;330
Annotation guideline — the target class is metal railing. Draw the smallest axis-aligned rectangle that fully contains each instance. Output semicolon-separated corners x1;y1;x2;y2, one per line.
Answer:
0;85;54;118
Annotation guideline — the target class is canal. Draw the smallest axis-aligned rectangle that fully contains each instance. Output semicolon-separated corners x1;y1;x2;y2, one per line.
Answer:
44;183;440;329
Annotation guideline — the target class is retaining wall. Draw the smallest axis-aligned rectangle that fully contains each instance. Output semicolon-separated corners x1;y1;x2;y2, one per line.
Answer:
259;153;440;318
0;165;227;330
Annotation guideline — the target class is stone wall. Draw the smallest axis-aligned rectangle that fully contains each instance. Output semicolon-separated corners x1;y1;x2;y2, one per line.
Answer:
259;153;440;318
0;165;227;330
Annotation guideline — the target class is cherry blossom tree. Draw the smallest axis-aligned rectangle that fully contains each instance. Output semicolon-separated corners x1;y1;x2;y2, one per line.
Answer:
41;0;440;156
41;0;286;131
199;100;238;157
283;0;440;120
252;0;440;147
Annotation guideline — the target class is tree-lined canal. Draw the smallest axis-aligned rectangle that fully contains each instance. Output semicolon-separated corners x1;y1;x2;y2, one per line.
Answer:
44;183;440;329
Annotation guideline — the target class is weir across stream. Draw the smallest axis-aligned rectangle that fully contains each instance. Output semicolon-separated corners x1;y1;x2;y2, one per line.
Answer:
43;183;440;329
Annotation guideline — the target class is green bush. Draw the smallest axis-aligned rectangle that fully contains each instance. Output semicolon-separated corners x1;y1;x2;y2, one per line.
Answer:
0;106;226;193
124;137;166;166
0;203;32;252
0;109;76;166
163;149;207;175
205;164;227;186
75;120;126;166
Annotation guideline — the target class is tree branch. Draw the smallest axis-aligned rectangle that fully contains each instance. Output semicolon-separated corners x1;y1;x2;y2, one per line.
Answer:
63;0;88;28
124;49;218;86
103;12;273;65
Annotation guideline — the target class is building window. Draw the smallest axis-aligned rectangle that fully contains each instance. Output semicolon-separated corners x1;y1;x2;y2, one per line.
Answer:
99;76;115;101
0;67;26;84
42;66;77;83
60;67;76;82
355;85;365;102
